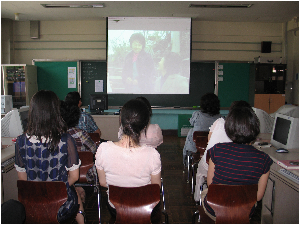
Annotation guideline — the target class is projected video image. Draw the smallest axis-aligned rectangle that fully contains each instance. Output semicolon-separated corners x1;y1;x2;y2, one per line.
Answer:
107;17;191;94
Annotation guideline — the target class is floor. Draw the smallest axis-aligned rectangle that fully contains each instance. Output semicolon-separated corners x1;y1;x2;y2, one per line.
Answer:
82;134;262;224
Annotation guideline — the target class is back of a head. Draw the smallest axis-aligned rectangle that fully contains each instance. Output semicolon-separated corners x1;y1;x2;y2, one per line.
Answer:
121;99;150;145
60;100;81;128
64;91;81;106
225;106;260;144
200;93;220;116
27;90;67;151
229;100;251;111
136;96;152;117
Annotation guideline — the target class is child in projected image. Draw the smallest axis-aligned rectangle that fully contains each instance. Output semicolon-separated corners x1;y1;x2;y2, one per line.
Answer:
122;33;156;94
155;52;189;94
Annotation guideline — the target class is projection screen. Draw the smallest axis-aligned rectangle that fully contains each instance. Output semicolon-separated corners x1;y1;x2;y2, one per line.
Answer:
107;17;191;94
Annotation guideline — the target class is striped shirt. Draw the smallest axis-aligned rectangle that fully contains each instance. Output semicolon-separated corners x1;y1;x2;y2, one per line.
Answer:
204;142;273;217
76;111;99;133
67;127;97;153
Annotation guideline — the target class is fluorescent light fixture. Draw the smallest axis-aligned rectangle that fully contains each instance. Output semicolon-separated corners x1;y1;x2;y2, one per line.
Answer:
15;13;19;20
189;4;253;8
41;4;104;8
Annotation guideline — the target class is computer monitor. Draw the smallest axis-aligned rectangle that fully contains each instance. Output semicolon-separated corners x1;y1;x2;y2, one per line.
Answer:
270;113;299;149
90;94;108;114
19;106;29;132
1;109;23;137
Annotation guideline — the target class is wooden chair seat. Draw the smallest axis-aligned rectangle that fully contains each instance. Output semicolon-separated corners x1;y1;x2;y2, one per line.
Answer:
206;184;258;223
88;132;101;146
77;151;94;183
109;184;161;224
17;180;72;224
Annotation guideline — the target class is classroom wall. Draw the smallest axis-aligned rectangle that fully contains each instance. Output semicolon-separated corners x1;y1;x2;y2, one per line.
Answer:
1;18;299;105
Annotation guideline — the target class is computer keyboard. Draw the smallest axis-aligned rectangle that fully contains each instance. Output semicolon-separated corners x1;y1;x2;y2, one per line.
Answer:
278;168;299;184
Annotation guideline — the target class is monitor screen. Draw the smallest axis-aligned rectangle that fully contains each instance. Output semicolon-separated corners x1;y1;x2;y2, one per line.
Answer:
19;106;29;132
90;94;108;113
270;113;299;149
272;117;291;145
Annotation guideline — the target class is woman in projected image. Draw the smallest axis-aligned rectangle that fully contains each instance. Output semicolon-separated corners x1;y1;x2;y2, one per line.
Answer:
155;52;189;94
122;33;156;94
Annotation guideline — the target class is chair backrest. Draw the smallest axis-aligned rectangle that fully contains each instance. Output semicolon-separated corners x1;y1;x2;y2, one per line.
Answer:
88;132;101;146
207;184;258;224
109;184;161;224
17;180;68;224
78;151;94;183
193;131;209;154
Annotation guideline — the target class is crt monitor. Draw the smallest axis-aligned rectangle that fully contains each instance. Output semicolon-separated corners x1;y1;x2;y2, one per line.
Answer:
270;113;299;149
90;94;108;114
1;109;23;137
19;106;29;132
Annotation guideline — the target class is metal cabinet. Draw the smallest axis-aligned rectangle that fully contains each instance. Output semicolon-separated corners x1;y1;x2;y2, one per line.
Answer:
1;64;37;108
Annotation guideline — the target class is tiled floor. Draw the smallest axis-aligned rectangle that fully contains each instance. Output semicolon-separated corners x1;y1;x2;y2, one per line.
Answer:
82;134;262;224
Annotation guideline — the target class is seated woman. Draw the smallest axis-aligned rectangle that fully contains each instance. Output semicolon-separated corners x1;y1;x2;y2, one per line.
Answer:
202;103;273;221
194;101;251;201
60;100;97;203
95;99;161;221
64;91;102;136
118;96;163;148
14;90;85;224
182;93;221;166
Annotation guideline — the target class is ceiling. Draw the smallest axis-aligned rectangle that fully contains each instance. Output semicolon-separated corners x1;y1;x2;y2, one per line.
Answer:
1;1;299;23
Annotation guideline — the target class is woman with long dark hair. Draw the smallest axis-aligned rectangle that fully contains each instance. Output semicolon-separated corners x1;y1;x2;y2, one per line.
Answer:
15;90;85;223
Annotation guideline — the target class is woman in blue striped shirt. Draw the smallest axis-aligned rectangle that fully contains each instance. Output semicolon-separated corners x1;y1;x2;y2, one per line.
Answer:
203;103;273;221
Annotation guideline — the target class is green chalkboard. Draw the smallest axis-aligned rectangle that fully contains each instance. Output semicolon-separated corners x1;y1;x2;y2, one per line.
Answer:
81;61;107;106
35;61;78;100
218;63;251;107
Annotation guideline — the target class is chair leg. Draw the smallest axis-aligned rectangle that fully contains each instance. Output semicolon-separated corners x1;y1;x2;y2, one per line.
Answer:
187;155;190;183
192;210;199;223
191;162;194;194
97;188;101;224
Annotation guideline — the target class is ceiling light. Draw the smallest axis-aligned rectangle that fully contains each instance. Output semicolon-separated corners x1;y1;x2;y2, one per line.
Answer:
15;13;19;20
41;4;104;8
189;4;253;8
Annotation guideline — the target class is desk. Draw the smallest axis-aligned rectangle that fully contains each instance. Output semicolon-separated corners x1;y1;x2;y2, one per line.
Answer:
1;137;18;203
254;133;299;224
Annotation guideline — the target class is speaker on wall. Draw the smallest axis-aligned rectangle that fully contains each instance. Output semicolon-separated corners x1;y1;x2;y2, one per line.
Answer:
261;41;272;53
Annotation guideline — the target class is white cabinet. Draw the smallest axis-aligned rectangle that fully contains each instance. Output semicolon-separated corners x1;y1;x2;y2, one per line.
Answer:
261;163;299;224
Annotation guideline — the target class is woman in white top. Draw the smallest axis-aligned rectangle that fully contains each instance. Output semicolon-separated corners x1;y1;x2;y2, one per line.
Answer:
95;99;161;220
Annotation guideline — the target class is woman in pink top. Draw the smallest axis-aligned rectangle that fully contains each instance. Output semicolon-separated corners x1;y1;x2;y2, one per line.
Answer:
95;99;161;221
118;96;163;148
